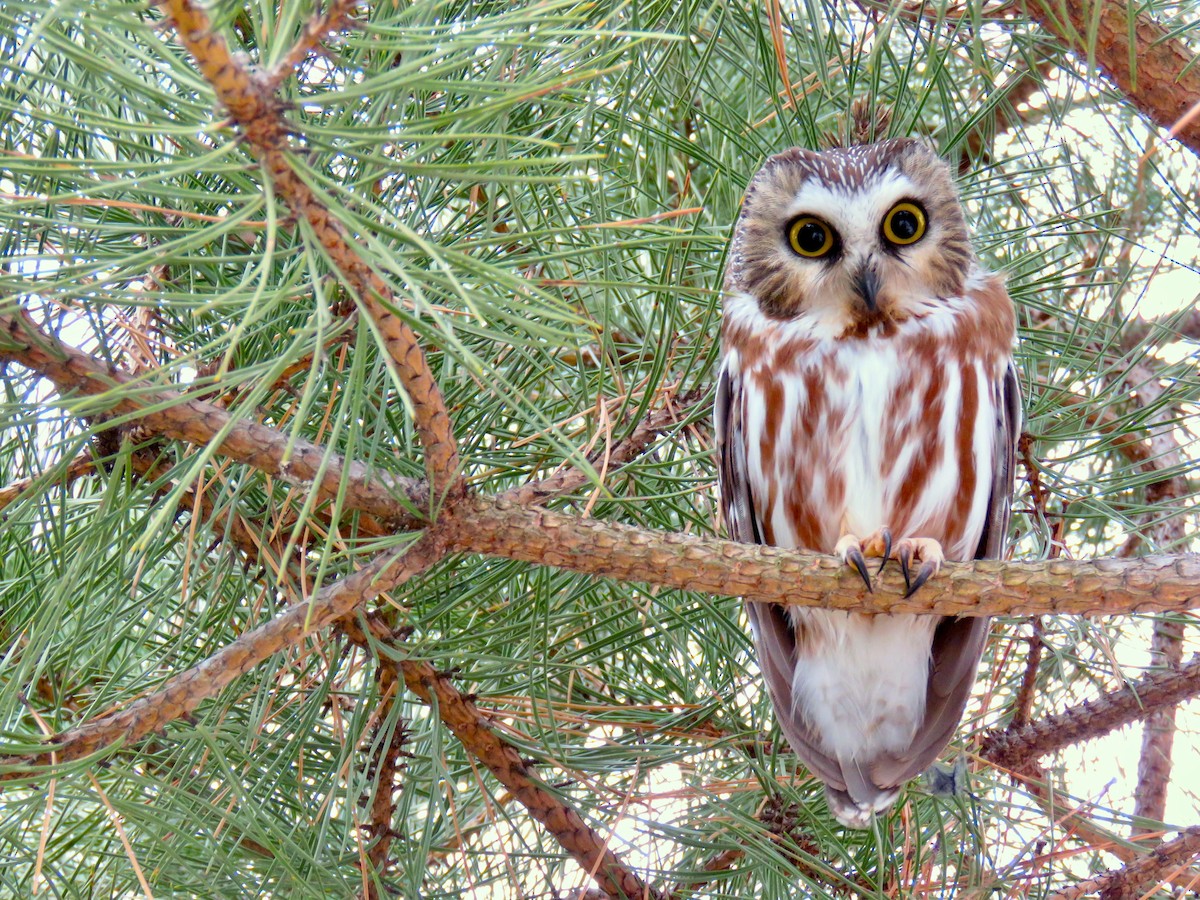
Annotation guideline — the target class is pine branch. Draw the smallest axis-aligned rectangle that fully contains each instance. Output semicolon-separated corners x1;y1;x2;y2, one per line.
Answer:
0;534;444;777
398;658;661;900
1134;617;1185;833
1023;0;1200;156
359;635;409;895
0;309;426;529
1011;618;1044;729
0;449;98;511
264;0;363;90
1108;333;1191;831
159;0;462;500
500;390;703;506
980;653;1200;772
452;496;1200;616
1047;827;1200;900
5;306;1200;617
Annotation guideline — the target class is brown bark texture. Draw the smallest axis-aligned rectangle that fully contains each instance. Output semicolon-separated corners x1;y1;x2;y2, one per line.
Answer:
1046;826;1200;900
981;653;1200;772
1024;0;1200;155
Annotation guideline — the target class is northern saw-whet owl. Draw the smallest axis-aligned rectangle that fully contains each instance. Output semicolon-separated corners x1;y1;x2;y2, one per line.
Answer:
715;138;1020;828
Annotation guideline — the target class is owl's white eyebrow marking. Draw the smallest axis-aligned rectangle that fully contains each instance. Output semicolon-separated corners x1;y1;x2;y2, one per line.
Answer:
784;171;919;236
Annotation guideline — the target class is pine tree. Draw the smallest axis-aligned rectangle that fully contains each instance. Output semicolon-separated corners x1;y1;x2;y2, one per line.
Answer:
1;1;1197;897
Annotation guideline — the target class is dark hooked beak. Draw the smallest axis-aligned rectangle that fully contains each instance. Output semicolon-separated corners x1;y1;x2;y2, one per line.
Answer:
853;262;881;312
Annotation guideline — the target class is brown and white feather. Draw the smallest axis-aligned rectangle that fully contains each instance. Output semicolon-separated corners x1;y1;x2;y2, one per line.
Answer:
715;138;1020;828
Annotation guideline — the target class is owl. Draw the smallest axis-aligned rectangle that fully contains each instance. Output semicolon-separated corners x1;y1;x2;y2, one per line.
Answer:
715;138;1020;829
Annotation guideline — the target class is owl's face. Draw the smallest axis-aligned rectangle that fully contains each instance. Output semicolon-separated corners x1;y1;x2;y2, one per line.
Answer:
726;138;976;335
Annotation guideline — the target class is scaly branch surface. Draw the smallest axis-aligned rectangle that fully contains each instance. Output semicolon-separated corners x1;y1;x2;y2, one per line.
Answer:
1047;827;1200;900
400;658;661;900
0;309;424;527
161;0;461;500
1024;0;1200;155
0;535;443;776
452;496;1200;616
981;653;1200;772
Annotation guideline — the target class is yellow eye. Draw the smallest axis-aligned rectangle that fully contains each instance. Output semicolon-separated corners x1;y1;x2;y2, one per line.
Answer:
882;202;927;246
787;216;835;258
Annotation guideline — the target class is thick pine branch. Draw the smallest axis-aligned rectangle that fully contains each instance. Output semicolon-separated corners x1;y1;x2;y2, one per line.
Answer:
452;497;1200;616
1024;0;1200;155
1047;827;1200;900
0;309;425;528
4;307;1200;615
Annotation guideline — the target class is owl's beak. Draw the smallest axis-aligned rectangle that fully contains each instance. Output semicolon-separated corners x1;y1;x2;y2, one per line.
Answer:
852;262;881;312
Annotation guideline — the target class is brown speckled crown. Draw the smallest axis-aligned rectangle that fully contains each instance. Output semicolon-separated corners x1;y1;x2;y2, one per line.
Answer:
725;139;975;318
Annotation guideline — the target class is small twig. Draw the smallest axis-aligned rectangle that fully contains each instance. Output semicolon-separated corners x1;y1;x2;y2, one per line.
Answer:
86;771;155;899
358;621;411;896
0;449;97;512
1012;617;1044;729
502;391;703;507
265;0;363;90
670;847;746;899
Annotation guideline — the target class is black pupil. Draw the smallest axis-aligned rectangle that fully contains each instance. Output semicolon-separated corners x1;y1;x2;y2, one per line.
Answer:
891;209;919;240
796;221;826;252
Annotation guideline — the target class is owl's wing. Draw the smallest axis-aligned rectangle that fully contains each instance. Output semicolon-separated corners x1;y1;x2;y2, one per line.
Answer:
714;354;760;546
873;361;1022;787
715;355;847;787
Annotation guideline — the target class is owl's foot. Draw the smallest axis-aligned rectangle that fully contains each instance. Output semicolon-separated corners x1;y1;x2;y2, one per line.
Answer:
834;528;893;592
890;537;944;598
836;531;944;596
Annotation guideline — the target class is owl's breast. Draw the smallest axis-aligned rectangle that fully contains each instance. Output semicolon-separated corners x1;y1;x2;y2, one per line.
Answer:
741;336;997;559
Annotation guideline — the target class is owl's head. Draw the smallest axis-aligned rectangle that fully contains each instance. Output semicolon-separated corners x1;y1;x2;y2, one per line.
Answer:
725;138;976;335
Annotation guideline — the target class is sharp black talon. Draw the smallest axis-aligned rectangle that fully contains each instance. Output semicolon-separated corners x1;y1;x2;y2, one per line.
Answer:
898;547;913;593
847;546;873;593
903;561;937;599
877;528;893;576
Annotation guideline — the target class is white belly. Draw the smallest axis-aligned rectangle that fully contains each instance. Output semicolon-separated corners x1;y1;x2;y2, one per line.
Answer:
788;608;938;761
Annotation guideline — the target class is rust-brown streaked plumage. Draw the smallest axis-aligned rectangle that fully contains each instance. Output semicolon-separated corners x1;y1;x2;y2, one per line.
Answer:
715;138;1020;828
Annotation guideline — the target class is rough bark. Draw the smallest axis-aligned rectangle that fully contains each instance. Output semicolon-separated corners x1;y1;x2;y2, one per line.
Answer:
452;496;1200;617
1046;827;1200;899
981;654;1200;772
162;0;461;500
1024;0;1200;155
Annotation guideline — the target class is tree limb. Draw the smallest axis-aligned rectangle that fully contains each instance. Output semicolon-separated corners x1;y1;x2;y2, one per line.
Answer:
0;309;426;529
981;653;1200;772
14;306;1200;618
0;533;445;777
160;0;462;499
1047;826;1200;900
1022;0;1200;156
398;657;661;900
451;496;1200;617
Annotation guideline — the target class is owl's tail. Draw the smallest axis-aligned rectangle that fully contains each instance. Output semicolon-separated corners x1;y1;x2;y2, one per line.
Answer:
824;783;902;830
